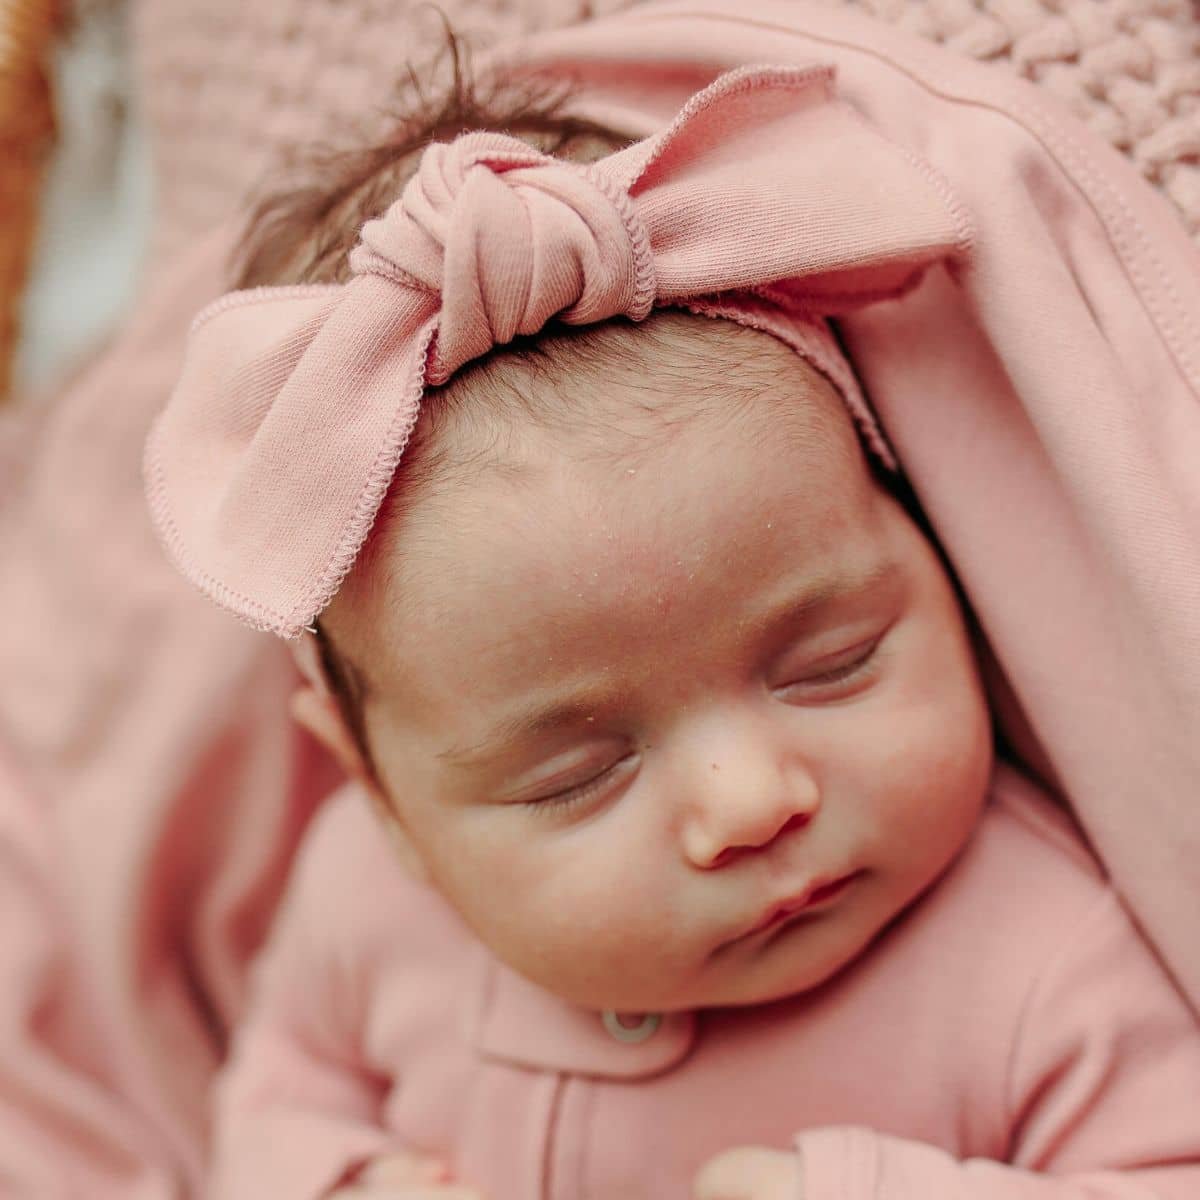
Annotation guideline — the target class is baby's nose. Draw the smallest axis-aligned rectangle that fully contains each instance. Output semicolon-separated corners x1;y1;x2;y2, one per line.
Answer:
681;753;820;870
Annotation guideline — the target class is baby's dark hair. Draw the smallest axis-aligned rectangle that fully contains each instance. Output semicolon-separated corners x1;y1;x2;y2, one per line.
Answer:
233;34;631;292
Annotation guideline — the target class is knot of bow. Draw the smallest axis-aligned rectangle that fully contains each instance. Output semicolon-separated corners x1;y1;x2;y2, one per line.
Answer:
349;134;656;383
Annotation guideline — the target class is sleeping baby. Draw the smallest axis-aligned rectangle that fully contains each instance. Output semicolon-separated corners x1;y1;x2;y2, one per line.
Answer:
144;66;1200;1200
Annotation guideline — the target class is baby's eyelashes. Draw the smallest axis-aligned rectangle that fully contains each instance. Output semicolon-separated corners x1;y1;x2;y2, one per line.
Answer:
517;753;640;817
770;632;887;702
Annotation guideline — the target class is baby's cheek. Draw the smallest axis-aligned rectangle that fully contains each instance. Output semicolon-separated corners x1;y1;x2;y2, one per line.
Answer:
841;685;989;860
522;844;688;992
888;624;990;771
536;844;668;949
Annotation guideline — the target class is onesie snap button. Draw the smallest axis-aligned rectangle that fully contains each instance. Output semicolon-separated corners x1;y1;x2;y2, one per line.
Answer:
474;950;696;1075
601;1010;662;1044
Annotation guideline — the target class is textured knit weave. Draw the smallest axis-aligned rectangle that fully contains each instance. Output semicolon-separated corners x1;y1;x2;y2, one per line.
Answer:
817;0;1200;234
131;0;1199;265
131;0;627;265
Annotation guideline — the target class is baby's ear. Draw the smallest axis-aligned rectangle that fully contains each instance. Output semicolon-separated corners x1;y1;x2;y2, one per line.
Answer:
289;685;431;884
289;685;368;782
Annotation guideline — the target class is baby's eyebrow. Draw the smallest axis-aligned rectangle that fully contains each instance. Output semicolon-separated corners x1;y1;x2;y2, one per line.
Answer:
742;559;901;650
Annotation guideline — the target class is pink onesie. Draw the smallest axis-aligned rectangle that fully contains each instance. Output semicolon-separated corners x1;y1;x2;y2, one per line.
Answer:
208;764;1200;1200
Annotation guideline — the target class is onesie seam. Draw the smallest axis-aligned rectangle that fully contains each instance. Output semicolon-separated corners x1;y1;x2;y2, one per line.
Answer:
540;1073;569;1200
577;1077;597;1200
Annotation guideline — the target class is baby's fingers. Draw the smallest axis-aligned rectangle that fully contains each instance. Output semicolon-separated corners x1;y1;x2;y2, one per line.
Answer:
694;1146;800;1200
326;1150;483;1199
358;1154;451;1186
330;1188;483;1200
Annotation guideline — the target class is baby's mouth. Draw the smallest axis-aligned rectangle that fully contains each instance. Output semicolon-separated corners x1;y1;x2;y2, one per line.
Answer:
721;870;863;948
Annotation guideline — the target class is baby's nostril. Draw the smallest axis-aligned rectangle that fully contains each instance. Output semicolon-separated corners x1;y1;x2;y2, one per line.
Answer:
709;811;810;869
709;845;739;869
779;812;811;837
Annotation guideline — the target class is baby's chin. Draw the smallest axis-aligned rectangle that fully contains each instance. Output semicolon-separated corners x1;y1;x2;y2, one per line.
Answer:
507;924;884;1017
554;960;860;1017
685;941;880;1013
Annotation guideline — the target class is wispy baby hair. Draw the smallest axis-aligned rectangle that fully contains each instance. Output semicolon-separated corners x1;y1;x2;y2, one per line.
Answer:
233;31;631;291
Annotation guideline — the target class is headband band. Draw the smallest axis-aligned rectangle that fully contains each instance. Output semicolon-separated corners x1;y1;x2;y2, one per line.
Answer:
146;64;966;639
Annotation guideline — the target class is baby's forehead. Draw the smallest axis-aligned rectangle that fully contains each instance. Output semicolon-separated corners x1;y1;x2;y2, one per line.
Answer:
422;311;861;474
331;347;884;690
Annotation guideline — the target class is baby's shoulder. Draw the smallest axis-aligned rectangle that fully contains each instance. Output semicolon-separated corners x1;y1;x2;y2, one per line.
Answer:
979;762;1107;886
910;763;1115;968
861;766;1141;1070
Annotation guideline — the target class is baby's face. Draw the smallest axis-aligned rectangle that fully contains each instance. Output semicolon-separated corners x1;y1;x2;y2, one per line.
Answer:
330;351;993;1013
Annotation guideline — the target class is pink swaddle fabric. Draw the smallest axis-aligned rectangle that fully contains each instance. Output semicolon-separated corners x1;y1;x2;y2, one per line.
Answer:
147;65;915;639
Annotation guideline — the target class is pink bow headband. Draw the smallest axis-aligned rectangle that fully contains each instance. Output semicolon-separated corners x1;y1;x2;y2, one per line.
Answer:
146;65;966;640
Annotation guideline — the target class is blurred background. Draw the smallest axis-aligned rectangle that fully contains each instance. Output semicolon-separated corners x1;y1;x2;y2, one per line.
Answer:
3;0;151;399
2;0;1197;406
